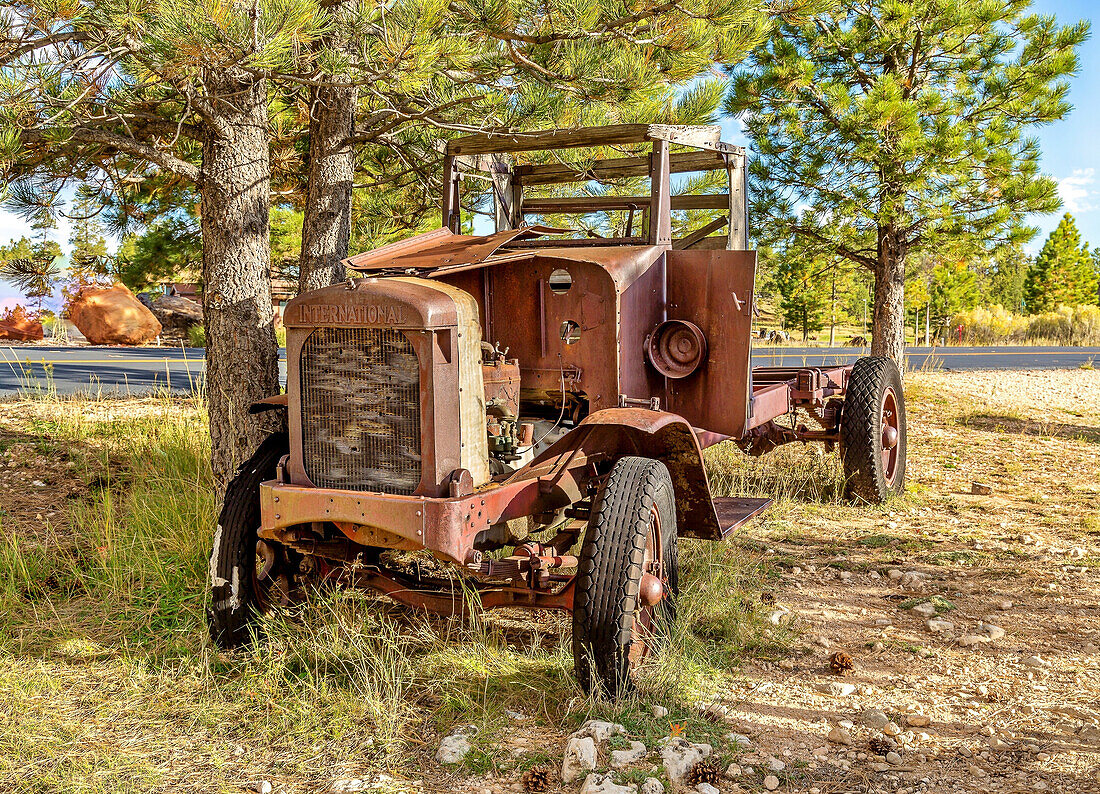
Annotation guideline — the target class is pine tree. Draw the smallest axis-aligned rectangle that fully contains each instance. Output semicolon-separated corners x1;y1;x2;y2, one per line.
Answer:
1024;214;1096;311
770;235;832;342
727;1;1087;361
929;260;979;330
68;189;110;279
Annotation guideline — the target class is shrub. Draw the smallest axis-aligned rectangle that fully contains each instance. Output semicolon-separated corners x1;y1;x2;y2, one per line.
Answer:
186;323;205;347
953;305;1027;345
953;304;1100;345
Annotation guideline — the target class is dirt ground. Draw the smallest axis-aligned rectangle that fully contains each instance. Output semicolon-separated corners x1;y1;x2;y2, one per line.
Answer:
671;368;1100;794
0;369;1097;794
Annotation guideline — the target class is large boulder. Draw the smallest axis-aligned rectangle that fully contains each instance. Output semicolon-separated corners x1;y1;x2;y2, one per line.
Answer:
0;307;43;341
149;294;203;334
69;284;162;345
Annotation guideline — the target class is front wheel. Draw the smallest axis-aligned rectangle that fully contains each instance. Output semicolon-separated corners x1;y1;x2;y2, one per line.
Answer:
840;356;907;503
208;433;299;648
572;456;679;699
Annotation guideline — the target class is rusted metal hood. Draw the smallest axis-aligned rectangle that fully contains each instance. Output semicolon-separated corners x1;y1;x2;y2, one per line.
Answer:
343;226;564;272
343;225;666;293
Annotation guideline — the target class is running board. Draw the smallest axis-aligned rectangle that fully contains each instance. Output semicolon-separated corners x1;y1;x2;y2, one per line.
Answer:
712;497;773;538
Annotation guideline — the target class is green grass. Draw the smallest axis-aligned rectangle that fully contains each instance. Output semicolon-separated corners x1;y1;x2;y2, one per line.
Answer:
0;394;786;792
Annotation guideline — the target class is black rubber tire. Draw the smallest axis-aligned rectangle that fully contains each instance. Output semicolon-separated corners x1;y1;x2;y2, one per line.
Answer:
208;432;291;649
840;356;907;503
572;456;679;699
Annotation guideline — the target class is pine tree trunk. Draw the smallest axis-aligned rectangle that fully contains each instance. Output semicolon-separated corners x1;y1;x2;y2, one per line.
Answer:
298;67;357;291
201;69;282;492
871;224;906;363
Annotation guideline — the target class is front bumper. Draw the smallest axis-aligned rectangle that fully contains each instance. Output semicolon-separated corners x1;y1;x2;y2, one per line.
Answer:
258;460;585;564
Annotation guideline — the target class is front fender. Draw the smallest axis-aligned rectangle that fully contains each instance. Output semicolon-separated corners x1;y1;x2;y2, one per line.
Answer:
520;408;723;540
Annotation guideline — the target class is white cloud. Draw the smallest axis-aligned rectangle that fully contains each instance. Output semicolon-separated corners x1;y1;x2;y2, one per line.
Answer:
1057;168;1098;214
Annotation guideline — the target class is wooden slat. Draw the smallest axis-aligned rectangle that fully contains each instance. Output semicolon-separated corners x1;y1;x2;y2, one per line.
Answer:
522;194;731;214
514;150;732;186
672;216;729;250
445;124;730;156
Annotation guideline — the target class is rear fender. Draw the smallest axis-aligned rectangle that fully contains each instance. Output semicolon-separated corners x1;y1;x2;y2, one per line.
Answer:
523;408;722;540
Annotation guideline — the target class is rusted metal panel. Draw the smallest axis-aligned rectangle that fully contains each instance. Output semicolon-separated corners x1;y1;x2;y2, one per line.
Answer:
524;409;724;540
663;250;757;438
483;357;521;417
713;497;773;538
342;225;567;273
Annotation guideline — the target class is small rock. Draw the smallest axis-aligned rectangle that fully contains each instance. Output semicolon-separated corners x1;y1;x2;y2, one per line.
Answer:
888;569;904;580
860;710;890;730
765;756;785;772
996;600;1013;610
989;736;1012;751
724;764;742;778
958;634;991;647
900;571;924;588
1022;655;1050;668
435;734;471;764
574;720;626;742
641;778;664;794
579;773;637;794
768;608;791;626
978;623;1005;641
883;722;902;737
886;751;903;765
563;737;598;783
764;775;780;791
505;709;529;721
258;783;272;794
725;733;751;747
911;602;938;617
816;681;856;697
778;659;795;670
969;764;987;778
926;618;954;633
611;741;647;768
907;714;931;727
695;784;719;794
971;482;993;496
814;636;832;648
828;726;853;745
660;738;712;784
651;705;669;719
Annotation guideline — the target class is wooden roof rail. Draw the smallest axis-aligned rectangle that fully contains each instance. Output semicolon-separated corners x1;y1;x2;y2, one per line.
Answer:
445;124;739;156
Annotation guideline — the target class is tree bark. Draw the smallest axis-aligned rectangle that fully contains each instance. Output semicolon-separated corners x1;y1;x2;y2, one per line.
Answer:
298;83;357;292
201;69;282;492
871;224;907;363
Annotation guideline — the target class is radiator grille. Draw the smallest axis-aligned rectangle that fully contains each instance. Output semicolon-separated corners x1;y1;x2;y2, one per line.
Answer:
299;327;422;494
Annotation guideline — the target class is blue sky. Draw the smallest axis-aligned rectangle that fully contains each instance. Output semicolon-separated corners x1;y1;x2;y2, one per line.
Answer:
1;0;1096;311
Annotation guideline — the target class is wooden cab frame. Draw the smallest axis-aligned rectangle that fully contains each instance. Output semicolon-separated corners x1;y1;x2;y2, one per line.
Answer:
440;123;748;251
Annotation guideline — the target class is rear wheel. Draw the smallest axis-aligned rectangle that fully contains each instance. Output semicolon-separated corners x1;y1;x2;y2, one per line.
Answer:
572;456;679;698
208;433;299;648
840;356;907;503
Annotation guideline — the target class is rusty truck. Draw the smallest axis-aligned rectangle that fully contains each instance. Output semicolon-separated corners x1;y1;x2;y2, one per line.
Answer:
208;124;907;697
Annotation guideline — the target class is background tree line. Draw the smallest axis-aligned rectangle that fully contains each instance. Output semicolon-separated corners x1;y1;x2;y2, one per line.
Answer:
759;211;1099;344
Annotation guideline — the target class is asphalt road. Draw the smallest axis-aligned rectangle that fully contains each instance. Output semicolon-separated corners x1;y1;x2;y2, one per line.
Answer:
1;344;1097;397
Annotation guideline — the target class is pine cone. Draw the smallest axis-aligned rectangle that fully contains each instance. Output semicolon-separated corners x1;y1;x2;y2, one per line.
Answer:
829;650;855;676
522;765;552;793
868;736;895;757
685;758;724;788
